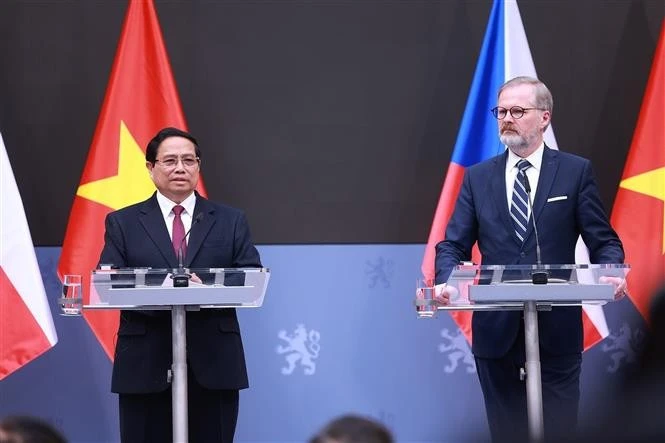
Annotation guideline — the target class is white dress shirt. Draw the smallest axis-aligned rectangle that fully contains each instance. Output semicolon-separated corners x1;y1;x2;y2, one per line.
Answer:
155;191;197;241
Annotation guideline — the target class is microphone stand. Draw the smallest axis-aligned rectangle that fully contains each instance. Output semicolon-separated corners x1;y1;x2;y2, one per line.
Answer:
521;170;546;442
173;248;191;287
523;173;548;285
169;211;203;441
172;213;204;288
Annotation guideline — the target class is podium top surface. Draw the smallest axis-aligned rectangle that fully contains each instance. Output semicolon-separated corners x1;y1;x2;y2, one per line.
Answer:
94;267;270;275
448;263;629;272
87;267;270;309
430;263;629;308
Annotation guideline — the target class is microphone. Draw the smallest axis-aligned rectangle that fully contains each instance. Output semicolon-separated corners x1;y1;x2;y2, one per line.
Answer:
522;173;548;284
173;212;205;287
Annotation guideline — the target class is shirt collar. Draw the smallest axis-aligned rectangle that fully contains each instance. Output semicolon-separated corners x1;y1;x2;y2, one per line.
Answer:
155;191;197;218
507;142;545;171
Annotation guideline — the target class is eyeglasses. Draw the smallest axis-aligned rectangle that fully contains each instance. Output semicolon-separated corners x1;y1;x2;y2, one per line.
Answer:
490;106;546;120
154;156;200;168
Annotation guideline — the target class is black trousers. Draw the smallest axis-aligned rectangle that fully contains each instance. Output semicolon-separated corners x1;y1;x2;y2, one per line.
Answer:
475;326;582;443
118;367;239;443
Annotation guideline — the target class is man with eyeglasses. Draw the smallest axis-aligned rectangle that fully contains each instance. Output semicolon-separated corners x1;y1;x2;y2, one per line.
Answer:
98;127;262;443
433;77;626;442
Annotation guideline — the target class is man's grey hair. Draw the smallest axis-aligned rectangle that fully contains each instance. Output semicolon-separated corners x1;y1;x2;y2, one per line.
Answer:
498;76;553;114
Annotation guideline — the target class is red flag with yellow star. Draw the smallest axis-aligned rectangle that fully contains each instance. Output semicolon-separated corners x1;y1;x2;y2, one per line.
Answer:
611;22;665;322
58;0;206;359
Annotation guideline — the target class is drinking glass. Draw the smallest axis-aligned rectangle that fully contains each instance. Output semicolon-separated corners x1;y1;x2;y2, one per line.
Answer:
416;278;437;318
60;274;83;316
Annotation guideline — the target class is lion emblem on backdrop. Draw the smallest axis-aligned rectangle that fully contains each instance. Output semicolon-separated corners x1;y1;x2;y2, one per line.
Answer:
438;328;476;374
365;257;394;289
276;324;321;375
601;322;645;373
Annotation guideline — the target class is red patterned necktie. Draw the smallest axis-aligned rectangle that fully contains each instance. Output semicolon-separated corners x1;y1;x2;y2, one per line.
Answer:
172;205;186;260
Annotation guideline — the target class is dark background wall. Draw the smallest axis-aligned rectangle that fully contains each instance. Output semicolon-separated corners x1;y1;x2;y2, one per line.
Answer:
1;0;663;245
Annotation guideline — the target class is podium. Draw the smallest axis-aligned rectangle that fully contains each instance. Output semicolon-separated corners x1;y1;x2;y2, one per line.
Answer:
86;267;270;443
415;263;629;443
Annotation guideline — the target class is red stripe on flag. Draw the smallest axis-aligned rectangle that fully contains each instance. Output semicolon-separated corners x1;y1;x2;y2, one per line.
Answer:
0;267;51;380
422;162;475;343
450;311;473;344
422;163;466;282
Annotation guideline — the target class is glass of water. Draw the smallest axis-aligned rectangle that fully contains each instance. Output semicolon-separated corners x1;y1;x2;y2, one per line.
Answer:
416;278;437;318
60;274;83;316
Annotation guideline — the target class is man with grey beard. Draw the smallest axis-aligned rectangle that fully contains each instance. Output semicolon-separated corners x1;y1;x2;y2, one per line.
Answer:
432;76;626;442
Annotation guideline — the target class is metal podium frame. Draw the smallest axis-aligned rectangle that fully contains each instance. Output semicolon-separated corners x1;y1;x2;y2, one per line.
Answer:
415;263;629;443
85;267;270;443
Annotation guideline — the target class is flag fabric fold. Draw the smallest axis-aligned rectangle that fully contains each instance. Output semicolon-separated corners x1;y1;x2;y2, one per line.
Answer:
422;0;607;349
57;0;206;360
611;21;665;323
1;132;58;380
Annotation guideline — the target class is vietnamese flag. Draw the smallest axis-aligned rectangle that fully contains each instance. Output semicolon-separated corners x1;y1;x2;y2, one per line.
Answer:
611;21;665;323
57;0;206;360
422;0;609;349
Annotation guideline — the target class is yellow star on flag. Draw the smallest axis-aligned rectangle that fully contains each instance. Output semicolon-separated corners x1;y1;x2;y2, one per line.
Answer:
619;166;665;253
76;121;155;210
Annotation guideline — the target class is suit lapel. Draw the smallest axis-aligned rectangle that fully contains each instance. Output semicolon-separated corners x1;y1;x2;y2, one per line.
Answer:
524;146;559;243
491;151;521;247
185;195;217;267
138;194;179;268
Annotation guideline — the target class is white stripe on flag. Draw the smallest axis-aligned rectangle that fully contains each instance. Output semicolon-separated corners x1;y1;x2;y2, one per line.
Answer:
504;0;607;343
505;0;559;150
575;237;610;338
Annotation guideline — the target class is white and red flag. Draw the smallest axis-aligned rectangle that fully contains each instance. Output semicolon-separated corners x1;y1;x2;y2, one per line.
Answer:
0;131;58;380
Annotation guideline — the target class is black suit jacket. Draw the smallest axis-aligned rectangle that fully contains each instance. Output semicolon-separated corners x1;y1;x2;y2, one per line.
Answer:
435;147;624;358
99;192;262;393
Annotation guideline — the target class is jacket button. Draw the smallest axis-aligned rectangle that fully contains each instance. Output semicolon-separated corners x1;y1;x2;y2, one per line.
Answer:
520;252;526;257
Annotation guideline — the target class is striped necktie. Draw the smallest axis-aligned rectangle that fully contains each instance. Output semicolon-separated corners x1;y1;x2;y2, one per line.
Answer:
510;159;532;242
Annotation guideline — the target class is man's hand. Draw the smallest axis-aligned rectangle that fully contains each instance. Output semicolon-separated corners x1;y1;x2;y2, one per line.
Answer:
416;283;459;307
433;283;459;305
599;276;628;300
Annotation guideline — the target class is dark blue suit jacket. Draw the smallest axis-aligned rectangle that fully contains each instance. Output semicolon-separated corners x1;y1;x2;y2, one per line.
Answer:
435;147;623;358
99;192;262;393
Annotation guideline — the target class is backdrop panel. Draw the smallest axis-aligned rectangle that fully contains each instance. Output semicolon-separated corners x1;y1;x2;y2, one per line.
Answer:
0;246;648;442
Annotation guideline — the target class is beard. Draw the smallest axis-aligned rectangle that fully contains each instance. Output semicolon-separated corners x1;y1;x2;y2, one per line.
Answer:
500;132;527;148
500;125;541;154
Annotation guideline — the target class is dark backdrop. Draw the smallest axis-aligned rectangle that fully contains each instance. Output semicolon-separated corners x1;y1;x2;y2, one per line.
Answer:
1;0;663;245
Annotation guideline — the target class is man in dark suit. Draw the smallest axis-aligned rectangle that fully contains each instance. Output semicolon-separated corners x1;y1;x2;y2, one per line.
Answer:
99;127;262;443
434;77;626;442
